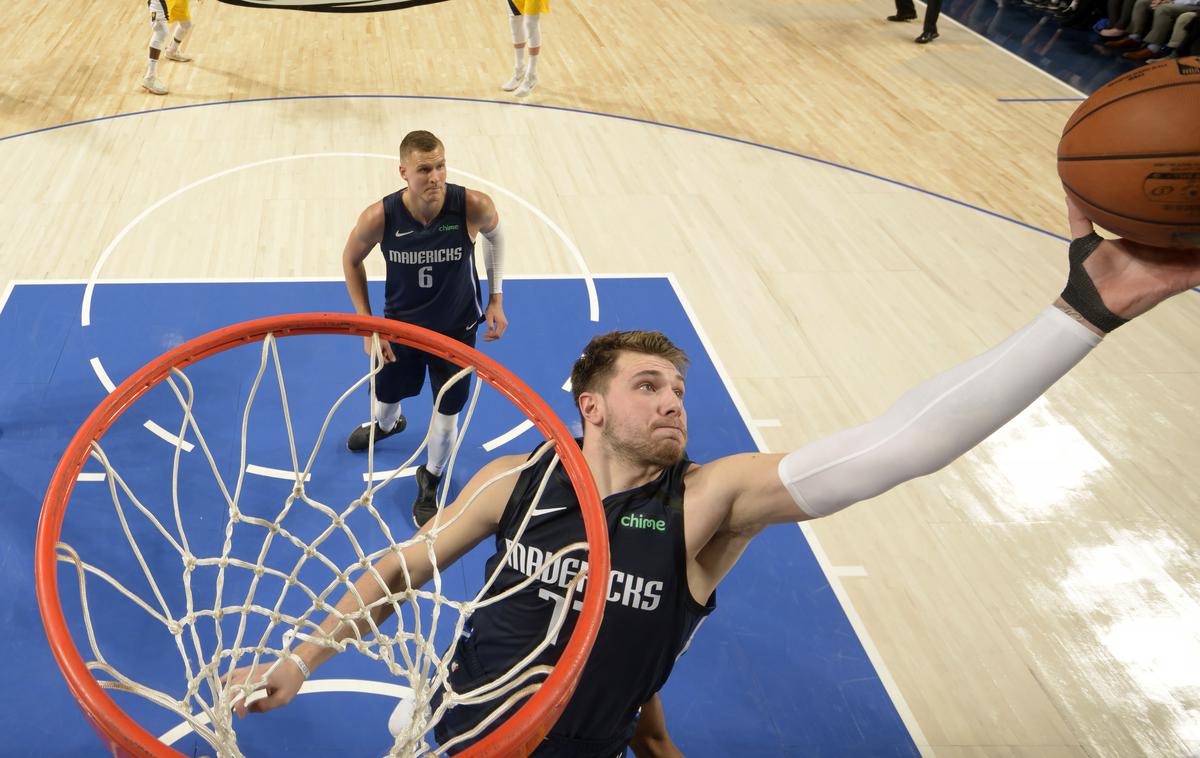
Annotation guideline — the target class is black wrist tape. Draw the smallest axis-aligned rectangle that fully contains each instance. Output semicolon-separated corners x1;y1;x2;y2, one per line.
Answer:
1058;232;1128;333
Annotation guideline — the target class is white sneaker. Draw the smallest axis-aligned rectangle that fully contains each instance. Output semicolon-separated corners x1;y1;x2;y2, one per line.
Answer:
501;67;526;92
164;48;192;62
141;75;168;95
514;73;538;97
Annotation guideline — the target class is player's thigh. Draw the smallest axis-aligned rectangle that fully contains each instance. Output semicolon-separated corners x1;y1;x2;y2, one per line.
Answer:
147;0;169;22
166;0;191;22
512;0;550;15
427;327;478;415
375;345;429;403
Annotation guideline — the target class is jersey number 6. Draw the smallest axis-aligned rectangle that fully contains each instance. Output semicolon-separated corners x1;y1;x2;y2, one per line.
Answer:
418;266;433;288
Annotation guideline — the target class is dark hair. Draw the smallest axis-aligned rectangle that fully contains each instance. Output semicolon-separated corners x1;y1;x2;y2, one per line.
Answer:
570;331;689;409
399;130;444;159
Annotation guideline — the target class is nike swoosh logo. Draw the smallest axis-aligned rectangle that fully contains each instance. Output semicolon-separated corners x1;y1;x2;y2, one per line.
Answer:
395;230;415;237
529;506;569;517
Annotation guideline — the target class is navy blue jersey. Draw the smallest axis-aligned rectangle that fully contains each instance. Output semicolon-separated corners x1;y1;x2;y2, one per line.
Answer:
380;184;482;332
434;444;716;756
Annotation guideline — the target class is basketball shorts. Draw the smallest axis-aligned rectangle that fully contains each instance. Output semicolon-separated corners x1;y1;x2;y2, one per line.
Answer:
508;0;550;16
373;321;478;415
148;0;191;23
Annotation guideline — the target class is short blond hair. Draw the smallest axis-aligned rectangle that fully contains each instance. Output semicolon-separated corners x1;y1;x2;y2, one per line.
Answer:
399;130;443;159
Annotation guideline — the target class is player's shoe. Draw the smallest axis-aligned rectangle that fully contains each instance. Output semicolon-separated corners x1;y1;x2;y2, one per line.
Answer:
141;76;168;95
501;67;527;92
412;465;442;528
515;73;538;97
346;416;407;452
165;49;193;62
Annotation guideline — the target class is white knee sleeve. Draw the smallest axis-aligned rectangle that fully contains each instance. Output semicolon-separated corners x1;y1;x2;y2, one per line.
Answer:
525;14;542;48
173;19;194;43
778;307;1101;518
426;412;459;476
388;693;430;740
509;14;527;44
150;17;169;49
375;400;402;432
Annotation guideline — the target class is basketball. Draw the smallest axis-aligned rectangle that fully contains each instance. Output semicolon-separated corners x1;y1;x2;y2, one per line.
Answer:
1057;56;1200;248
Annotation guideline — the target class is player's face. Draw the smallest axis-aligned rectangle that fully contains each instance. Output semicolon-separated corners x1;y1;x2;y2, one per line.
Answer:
400;147;447;203
599;353;688;467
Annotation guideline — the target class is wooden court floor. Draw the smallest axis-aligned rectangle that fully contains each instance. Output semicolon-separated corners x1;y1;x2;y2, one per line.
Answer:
2;0;1199;755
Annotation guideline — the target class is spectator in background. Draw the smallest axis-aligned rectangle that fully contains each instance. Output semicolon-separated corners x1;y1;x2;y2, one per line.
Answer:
915;0;945;42
887;0;918;23
1177;12;1200;53
1145;8;1198;58
1103;0;1200;60
1098;0;1142;35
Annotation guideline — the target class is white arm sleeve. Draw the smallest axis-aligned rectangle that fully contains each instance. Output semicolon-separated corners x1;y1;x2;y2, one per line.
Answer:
778;307;1103;518
481;224;504;295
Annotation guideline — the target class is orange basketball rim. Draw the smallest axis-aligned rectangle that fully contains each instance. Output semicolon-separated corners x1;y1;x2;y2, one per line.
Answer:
35;313;610;758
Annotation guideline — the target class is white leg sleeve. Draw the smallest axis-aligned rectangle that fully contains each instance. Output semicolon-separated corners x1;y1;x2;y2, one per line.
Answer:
172;19;194;43
778;307;1102;518
375;400;402;432
426;412;459;476
388;693;430;740
150;16;169;50
510;14;527;44
525;14;542;48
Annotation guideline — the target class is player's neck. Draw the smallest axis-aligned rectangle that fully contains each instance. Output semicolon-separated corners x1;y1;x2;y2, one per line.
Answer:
581;436;665;498
402;187;444;226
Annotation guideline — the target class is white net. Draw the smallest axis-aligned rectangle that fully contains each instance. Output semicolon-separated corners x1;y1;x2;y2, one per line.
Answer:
53;330;594;757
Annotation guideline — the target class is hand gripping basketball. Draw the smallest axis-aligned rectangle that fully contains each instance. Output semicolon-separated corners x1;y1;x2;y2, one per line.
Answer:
1059;195;1200;333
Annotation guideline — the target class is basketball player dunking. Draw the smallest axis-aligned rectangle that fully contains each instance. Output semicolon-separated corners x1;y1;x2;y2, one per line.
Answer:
342;130;508;529
230;198;1200;755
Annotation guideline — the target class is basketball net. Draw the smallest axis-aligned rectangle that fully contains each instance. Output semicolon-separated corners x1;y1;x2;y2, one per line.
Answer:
48;324;600;757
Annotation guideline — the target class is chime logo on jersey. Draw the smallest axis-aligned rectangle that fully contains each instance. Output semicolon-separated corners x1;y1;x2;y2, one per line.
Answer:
503;539;663;611
215;0;449;12
620;513;666;532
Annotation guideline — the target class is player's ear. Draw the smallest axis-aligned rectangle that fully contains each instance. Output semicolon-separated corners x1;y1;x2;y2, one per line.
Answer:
577;392;604;426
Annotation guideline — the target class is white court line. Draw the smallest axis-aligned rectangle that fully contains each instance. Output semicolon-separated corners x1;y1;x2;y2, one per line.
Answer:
663;272;929;750
80;154;354;327
89;356;116;393
832;565;870;578
482;419;535;452
482;375;573;452
76;472;107;482
449;166;599;323
752;418;782;428
143;420;195;453
246;464;311;482
39;272;656;286
0;281;14;316
363;466;419;482
930;3;1087;97
159;678;413;745
79;154;601;455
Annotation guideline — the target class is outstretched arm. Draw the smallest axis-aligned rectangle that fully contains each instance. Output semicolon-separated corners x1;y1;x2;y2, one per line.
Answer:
225;454;523;716
697;197;1200;538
